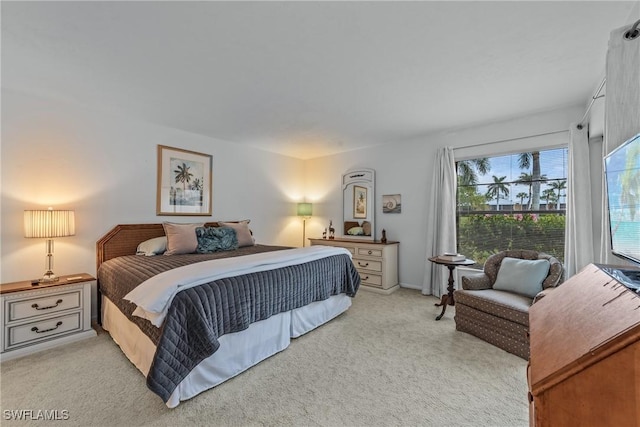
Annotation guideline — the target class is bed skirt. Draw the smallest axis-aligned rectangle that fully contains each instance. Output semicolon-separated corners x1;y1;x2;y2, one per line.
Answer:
102;294;351;407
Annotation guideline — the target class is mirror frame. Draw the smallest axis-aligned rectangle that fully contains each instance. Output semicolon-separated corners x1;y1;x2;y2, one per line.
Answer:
342;168;375;240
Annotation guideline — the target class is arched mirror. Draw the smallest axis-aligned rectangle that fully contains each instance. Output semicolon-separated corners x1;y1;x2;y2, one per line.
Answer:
342;168;375;240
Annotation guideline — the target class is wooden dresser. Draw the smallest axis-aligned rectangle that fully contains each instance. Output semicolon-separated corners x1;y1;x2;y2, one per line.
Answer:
309;238;399;294
528;263;640;427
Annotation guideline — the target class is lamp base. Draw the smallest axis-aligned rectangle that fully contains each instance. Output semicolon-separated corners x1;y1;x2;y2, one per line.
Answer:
39;272;59;283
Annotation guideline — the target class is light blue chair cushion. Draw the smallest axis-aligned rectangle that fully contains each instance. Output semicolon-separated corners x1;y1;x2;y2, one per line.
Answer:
492;257;550;298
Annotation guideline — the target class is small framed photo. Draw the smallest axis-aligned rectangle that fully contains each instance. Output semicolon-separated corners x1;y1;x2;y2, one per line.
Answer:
353;185;367;219
383;194;402;213
157;145;212;216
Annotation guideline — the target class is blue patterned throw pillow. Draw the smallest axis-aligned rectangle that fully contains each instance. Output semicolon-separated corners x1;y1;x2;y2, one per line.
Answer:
195;226;238;253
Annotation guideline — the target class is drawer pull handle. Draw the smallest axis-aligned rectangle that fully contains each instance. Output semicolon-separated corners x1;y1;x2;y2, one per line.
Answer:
31;321;63;334
32;299;63;310
368;250;372;255
358;262;369;267
363;276;369;280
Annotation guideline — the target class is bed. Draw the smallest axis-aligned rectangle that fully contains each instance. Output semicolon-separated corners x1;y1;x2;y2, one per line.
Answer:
96;223;360;408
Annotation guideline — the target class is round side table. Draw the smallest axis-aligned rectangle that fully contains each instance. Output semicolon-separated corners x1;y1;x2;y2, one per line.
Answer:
428;256;475;321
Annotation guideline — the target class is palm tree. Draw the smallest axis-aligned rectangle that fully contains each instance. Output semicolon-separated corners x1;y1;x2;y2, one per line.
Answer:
174;163;193;192
548;180;566;209
190;178;203;191
516;192;528;208
486;175;510;211
516;172;534;209
457;158;491;186
542;188;558;210
518;152;544;210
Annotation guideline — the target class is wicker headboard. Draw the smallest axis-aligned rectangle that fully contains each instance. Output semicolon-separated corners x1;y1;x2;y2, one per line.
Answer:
96;222;220;271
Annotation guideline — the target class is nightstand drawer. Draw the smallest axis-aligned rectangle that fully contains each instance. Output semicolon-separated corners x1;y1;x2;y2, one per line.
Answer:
7;290;81;322
357;248;382;258
359;273;382;288
7;312;82;350
354;259;382;272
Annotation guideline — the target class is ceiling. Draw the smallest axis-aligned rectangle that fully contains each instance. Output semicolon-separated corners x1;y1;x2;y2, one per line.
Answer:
2;1;637;159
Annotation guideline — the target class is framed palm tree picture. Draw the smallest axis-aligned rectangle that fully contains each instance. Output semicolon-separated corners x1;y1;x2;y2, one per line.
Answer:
353;185;367;219
157;145;212;216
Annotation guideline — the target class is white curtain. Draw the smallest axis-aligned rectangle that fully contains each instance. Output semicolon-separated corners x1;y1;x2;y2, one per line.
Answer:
599;22;640;264
422;147;457;296
564;124;594;277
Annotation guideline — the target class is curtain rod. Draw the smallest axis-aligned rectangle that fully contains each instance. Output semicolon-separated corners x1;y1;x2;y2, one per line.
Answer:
577;77;606;130
453;129;568;151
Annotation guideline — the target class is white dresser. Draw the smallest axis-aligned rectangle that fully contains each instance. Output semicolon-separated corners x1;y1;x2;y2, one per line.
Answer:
1;273;96;361
309;238;399;294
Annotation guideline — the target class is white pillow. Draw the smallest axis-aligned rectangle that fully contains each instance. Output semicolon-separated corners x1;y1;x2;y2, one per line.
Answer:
493;258;550;298
347;226;364;236
163;222;204;255
136;236;167;256
219;220;255;247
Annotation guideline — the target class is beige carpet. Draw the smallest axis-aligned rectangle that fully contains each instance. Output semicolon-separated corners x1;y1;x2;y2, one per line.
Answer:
0;288;528;426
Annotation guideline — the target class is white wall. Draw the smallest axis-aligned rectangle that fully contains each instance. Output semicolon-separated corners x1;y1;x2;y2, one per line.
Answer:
0;88;592;297
305;105;584;289
1;89;306;287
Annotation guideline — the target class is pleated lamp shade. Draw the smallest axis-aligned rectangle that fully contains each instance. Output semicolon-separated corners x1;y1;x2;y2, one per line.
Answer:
24;209;75;238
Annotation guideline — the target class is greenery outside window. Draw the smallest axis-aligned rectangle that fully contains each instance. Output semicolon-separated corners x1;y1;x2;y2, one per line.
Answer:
456;147;568;268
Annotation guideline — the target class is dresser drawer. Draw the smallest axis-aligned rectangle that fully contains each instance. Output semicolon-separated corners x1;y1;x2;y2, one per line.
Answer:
7;311;82;350
359;273;382;288
354;258;382;272
357;248;382;258
309;239;399;294
7;290;81;322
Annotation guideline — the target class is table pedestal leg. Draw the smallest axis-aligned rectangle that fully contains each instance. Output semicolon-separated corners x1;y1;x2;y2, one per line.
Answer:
434;264;457;321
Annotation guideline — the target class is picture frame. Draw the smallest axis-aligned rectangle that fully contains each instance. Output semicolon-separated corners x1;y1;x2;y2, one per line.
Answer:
353;185;367;219
157;145;212;216
382;194;402;213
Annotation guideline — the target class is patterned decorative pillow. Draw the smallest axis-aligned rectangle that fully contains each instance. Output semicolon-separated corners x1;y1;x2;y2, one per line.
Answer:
195;226;238;253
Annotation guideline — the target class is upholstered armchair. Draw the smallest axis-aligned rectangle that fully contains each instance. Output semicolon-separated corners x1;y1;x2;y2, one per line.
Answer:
454;250;564;360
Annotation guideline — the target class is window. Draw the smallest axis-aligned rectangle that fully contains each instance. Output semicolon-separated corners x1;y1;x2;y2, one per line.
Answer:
456;147;568;268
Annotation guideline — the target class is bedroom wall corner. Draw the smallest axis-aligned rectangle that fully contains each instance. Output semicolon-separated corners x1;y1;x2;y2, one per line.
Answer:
0;89;306;319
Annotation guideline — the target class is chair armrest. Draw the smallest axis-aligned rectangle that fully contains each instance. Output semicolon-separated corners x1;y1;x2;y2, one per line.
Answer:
461;272;492;290
532;286;558;304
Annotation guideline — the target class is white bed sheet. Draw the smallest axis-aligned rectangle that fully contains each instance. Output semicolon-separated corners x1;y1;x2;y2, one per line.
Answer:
101;293;351;408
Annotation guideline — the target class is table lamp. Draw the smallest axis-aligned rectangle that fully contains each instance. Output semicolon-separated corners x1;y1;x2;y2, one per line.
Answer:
24;208;75;282
297;202;312;247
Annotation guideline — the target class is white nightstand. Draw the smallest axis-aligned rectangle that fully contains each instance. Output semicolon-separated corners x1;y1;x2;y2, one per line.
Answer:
0;273;97;362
